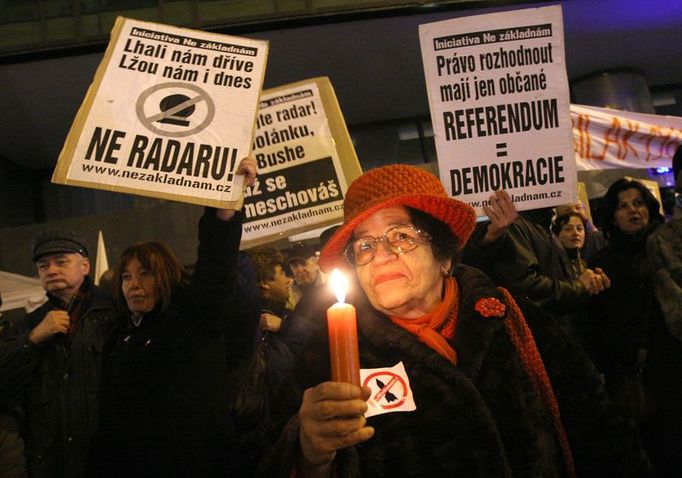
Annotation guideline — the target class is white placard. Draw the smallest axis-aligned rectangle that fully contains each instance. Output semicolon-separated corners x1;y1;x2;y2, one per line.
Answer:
241;77;361;248
420;5;575;214
53;17;268;209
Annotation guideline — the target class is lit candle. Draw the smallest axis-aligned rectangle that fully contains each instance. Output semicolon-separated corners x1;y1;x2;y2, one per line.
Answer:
327;269;360;386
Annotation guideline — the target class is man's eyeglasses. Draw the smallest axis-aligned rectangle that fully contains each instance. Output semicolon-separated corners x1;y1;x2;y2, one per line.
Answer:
343;225;431;266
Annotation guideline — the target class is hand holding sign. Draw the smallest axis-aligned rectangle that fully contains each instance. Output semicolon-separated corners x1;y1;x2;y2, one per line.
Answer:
481;189;518;245
235;156;257;187
216;156;257;221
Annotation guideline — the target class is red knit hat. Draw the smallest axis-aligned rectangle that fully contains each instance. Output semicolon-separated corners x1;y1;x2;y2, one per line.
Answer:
319;164;476;272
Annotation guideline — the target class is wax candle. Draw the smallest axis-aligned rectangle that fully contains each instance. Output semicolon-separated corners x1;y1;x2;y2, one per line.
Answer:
327;269;360;386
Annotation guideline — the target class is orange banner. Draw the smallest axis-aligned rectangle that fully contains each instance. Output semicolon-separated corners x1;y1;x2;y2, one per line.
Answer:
572;104;682;171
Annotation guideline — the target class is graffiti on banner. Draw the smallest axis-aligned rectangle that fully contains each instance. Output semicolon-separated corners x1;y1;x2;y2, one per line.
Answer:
572;104;682;170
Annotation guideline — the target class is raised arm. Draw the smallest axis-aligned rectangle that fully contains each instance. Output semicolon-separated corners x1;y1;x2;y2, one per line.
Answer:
464;191;606;313
191;157;257;331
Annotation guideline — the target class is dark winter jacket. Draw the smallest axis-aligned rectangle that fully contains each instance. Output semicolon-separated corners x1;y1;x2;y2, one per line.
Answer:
93;211;250;478
589;224;669;374
257;298;296;391
463;211;594;355
0;278;118;478
290;281;336;347
647;215;682;341
582;227;607;263
463;211;589;314
0;407;27;478
590;223;682;474
260;265;652;477
242;284;332;401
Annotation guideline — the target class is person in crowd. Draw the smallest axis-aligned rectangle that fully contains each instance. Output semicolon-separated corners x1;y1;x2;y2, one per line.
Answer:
647;144;682;341
260;165;652;477
645;144;682;473
290;225;340;339
97;269;115;296
0;229;118;478
555;200;606;261
91;157;257;477
287;242;326;309
550;211;594;358
0;289;27;478
552;212;588;281
229;251;262;379
249;245;296;389
250;245;325;392
589;177;682;475
462;190;609;353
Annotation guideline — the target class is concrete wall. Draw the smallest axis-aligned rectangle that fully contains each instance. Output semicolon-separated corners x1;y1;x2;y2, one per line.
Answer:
0;201;203;277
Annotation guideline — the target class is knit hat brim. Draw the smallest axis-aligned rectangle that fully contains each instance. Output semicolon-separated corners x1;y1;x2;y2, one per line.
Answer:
320;193;476;272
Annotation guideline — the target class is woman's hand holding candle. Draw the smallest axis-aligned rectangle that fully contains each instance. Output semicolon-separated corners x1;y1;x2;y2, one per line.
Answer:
295;269;373;475
298;382;374;474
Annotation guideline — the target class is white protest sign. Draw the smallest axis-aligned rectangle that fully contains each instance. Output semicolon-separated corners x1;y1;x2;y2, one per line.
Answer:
241;77;362;248
420;5;575;214
52;17;268;209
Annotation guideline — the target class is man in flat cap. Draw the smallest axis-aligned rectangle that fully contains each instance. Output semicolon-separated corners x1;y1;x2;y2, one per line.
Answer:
287;242;326;310
0;228;118;478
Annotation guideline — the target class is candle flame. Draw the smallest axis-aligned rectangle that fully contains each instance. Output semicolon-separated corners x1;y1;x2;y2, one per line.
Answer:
330;268;349;303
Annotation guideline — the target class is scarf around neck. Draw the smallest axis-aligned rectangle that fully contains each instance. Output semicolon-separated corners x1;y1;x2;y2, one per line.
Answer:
389;276;459;365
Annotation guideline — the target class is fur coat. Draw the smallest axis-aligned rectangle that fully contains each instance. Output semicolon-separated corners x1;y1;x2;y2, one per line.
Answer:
259;265;652;477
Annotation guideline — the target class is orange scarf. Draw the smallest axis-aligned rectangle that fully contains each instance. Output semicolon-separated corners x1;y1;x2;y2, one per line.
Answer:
389;277;459;365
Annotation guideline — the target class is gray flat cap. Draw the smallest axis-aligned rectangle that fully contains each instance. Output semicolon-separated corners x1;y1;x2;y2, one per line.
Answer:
32;228;89;262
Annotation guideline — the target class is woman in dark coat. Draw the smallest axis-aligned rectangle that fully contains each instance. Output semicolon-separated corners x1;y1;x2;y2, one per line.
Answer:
91;158;257;478
589;177;682;475
260;165;652;478
550;211;594;357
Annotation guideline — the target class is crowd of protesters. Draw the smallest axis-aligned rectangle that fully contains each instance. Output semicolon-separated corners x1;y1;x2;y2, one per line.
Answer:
0;148;681;477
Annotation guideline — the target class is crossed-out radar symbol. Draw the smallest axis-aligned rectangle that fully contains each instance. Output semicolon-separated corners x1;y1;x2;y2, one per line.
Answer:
135;82;215;138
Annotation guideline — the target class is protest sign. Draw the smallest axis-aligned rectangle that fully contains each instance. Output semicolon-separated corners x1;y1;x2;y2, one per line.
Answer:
420;5;575;215
52;16;268;209
241;77;361;248
572;104;682;170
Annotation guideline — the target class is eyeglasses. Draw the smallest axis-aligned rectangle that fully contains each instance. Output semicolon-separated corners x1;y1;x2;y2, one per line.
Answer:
343;224;431;266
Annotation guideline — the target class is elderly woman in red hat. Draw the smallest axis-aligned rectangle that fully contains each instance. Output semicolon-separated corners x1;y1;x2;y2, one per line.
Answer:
260;165;652;477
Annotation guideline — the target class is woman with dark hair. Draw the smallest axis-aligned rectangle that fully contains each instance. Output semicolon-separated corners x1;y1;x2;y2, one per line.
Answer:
113;241;187;321
552;212;587;279
260;165;652;478
550;211;594;356
92;158;257;478
598;179;664;241
589;177;682;475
